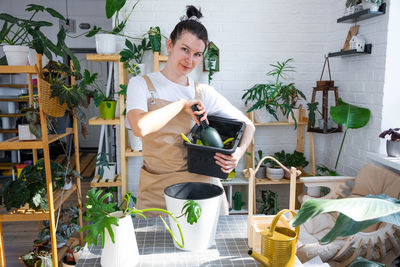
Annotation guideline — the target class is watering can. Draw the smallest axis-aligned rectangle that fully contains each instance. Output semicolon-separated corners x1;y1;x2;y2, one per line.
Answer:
233;192;245;210
248;209;299;267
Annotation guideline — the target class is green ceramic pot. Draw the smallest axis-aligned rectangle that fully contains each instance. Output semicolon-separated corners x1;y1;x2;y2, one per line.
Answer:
99;101;117;119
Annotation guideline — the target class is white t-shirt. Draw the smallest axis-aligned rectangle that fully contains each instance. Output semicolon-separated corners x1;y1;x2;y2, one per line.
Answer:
125;71;247;129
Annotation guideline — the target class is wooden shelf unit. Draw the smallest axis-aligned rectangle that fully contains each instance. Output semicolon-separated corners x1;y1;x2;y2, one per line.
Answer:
0;55;83;267
246;108;315;212
86;53;142;195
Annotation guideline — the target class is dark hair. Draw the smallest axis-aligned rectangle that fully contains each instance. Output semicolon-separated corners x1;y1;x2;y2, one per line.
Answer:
170;5;208;49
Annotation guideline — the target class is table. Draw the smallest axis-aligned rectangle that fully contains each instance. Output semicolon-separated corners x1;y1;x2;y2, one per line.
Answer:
77;215;258;266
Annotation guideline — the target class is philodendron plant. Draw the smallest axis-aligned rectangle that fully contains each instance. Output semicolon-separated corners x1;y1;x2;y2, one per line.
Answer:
330;98;371;169
81;188;202;248
292;194;400;244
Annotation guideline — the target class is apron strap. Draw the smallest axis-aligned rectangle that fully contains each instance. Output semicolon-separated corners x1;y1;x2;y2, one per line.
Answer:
143;75;157;92
194;82;202;100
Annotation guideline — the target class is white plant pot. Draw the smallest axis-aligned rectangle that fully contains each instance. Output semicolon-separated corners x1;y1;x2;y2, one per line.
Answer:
128;130;142;151
102;164;116;180
288;108;300;123
307;186;321;197
27;49;49;66
254;108;276;123
101;211;139;267
164;182;223;251
266;167;284;181
62;180;72;190
318;119;334;130
95;34;117;54
362;0;379;11
3;45;29;65
18;124;36;140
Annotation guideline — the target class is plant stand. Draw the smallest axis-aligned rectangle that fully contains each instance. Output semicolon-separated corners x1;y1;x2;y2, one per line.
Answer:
0;54;83;267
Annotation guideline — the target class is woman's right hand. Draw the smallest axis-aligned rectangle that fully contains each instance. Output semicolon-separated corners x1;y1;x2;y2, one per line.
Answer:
182;99;208;126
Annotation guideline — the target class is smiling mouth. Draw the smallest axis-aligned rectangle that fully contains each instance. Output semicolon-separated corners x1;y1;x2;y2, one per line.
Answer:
181;64;191;70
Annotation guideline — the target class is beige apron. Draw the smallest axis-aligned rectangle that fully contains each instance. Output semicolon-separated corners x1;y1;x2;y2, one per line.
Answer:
136;75;228;216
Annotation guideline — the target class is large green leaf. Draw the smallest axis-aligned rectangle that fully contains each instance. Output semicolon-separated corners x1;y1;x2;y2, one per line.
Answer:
330;98;371;129
292;194;400;243
329;98;371;168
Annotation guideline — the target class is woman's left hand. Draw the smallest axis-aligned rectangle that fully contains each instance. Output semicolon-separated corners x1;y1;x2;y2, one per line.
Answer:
214;147;245;173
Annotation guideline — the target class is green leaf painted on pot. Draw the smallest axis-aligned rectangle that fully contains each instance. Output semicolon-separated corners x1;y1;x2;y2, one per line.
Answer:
330;98;370;129
292;194;400;244
182;200;201;225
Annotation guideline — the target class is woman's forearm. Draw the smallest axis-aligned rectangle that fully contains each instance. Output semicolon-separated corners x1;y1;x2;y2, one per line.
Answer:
128;99;185;137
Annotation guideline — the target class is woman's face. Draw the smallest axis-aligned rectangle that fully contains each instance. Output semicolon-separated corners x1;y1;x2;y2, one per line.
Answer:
167;31;206;76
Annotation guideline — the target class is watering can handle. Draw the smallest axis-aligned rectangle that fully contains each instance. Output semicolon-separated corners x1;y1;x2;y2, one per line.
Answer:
268;209;300;243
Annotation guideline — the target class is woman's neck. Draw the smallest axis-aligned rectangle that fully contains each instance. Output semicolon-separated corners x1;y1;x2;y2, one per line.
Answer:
160;66;188;86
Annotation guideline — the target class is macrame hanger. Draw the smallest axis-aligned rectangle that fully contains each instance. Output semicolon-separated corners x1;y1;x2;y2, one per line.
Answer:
320;55;332;82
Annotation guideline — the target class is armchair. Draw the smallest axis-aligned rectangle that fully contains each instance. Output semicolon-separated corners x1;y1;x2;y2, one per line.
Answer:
297;164;400;266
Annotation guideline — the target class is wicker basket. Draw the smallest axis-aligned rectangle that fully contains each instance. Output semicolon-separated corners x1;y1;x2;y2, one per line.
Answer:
39;79;67;117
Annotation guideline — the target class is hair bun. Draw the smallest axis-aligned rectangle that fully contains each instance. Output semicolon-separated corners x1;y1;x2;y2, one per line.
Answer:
186;5;203;19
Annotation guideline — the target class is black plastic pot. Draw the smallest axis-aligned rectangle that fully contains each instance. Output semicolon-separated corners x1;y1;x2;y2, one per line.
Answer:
184;116;245;179
164;182;223;200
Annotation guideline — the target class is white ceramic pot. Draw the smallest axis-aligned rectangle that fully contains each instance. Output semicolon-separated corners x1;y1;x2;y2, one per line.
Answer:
307;186;321;197
3;45;29;65
62;180;72;190
362;0;379;11
101;211;139;267
102;164;116;180
266;167;284;181
27;49;49;66
254;108;276;123
288;108;300;123
95;34;117;54
128;130;142;151
18;124;36;140
164;182;223;251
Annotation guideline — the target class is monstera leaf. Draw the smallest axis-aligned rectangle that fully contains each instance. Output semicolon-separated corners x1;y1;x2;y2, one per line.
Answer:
292;194;400;244
330;98;370;168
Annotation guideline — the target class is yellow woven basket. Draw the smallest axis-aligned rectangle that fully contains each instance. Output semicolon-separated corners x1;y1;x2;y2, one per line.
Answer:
39;79;67;117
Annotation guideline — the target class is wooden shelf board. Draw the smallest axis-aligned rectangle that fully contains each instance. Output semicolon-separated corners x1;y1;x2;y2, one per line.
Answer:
0;84;37;88
86;54;120;62
0;113;24;118
255;178;304;185
0;65;37;74
91;174;121;187
337;3;386;23
254;121;307;126
125;148;142;157
0;98;29;102
0;128;72;150
158;55;168;62
0;209;50;222
0;128;18;134
89;116;119;125
53;184;77;211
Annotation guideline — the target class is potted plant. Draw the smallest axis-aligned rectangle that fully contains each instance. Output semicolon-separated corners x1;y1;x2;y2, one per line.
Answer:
19;242;52;267
252;150;268;178
120;37;151;76
361;0;382;12
281;150;309;179
81;188;190;267
307;102;334;130
330;98;371;169
256;190;278;215
83;0;141;54
0;4;80;69
203;42;219;85
265;151;286;180
95;152;116;180
147;26;162;53
379;128;400;157
242;58;306;126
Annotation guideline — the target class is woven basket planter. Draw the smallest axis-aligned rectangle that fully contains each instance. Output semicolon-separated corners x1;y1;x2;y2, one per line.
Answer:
39;79;67;117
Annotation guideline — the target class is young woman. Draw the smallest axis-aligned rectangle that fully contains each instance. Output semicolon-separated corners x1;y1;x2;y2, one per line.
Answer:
126;6;255;215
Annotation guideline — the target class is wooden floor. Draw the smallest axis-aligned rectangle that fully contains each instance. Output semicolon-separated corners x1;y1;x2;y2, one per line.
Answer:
1;153;96;266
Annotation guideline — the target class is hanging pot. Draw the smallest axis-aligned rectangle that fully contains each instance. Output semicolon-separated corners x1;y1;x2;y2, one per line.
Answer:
101;211;139;267
98;100;117;119
102;163;116;180
164;182;223;251
3;45;29;65
95;33;117;54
